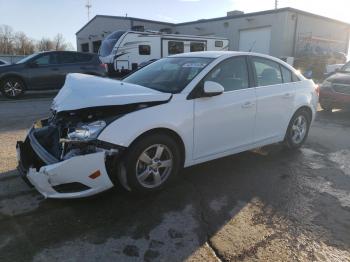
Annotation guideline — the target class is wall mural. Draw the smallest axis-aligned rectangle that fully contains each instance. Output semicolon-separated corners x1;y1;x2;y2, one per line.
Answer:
294;32;347;80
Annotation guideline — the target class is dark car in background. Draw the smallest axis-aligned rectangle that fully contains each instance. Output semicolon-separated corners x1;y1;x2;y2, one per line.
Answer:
320;61;350;112
0;51;106;98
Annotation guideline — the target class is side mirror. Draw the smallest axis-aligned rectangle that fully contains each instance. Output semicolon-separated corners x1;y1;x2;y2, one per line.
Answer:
27;61;38;68
203;81;224;97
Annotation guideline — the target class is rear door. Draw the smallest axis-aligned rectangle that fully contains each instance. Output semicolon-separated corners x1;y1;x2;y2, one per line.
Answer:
26;53;61;90
251;56;296;143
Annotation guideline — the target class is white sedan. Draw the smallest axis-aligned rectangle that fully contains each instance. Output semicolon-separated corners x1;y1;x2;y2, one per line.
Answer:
17;51;318;199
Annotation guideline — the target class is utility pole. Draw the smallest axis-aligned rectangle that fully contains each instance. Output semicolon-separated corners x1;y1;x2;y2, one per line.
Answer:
86;0;92;21
275;0;278;9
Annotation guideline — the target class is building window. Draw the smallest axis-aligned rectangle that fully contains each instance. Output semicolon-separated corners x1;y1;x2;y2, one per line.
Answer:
81;43;89;52
215;41;223;48
132;25;145;32
92;40;101;53
168;41;184;55
190;42;205;52
139;45;151;55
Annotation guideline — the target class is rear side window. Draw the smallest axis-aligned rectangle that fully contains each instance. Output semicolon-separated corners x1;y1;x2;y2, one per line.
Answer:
60;53;76;64
75;53;93;63
252;57;282;86
168;41;184;55
203;56;249;92
139;45;151;55
190;42;205;52
215;41;223;47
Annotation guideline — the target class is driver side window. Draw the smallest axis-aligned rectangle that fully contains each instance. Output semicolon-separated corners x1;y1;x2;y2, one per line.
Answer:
203;57;249;92
32;54;57;66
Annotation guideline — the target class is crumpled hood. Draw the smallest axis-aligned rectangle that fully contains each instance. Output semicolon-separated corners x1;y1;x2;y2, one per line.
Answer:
52;73;172;112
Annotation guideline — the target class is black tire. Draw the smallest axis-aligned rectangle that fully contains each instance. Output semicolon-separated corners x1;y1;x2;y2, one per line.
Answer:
123;133;182;193
0;77;25;99
320;103;333;112
285;109;311;149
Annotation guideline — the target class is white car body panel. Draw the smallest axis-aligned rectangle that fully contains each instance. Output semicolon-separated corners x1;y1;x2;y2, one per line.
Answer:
52;73;171;112
27;152;114;199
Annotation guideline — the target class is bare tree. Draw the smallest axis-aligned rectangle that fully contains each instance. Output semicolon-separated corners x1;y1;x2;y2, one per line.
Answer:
0;25;15;54
36;37;54;52
0;24;74;54
13;32;35;55
53;33;73;51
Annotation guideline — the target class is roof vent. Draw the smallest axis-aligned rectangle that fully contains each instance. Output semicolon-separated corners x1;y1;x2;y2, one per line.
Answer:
227;10;244;17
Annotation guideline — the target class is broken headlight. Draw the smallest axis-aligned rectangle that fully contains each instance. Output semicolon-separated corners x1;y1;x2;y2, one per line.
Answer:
67;120;106;141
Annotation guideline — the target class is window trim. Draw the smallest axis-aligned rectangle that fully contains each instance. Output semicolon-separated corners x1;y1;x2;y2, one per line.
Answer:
168;41;185;55
139;44;151;55
215;41;224;48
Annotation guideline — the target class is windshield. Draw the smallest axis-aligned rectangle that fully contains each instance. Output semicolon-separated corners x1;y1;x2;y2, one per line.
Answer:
340;62;350;72
123;57;214;93
16;53;39;64
99;31;126;57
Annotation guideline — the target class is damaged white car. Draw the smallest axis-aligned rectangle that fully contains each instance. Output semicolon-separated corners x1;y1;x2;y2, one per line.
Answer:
17;51;318;199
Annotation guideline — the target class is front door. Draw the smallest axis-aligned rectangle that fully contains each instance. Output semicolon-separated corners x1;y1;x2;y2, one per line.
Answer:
26;53;61;90
193;56;256;159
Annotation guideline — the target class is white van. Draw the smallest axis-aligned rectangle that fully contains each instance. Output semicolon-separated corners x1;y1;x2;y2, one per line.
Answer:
99;30;229;76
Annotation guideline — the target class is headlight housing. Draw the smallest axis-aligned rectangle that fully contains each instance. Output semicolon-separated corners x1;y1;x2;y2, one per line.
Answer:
68;120;106;141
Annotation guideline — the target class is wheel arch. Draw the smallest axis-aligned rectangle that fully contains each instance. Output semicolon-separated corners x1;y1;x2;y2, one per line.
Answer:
0;73;28;90
129;127;186;167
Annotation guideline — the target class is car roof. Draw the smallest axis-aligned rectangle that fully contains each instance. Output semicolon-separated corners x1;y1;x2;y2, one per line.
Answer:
170;51;279;59
170;51;304;79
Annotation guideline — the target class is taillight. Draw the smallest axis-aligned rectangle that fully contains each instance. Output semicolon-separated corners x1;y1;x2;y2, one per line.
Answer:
100;63;108;71
315;84;320;96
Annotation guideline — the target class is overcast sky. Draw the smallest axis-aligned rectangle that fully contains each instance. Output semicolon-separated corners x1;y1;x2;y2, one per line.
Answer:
0;0;349;49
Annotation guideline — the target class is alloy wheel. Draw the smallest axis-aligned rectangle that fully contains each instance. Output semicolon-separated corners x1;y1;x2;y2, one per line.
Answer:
135;144;173;188
2;80;23;97
291;115;307;144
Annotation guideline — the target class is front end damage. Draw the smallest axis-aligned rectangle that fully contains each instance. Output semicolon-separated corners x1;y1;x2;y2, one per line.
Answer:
16;109;126;199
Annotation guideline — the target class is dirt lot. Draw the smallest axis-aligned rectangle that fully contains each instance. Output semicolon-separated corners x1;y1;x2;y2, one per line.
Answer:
0;97;350;262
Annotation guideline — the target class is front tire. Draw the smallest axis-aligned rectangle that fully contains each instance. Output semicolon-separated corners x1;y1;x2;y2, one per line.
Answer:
285;109;311;149
124;133;181;193
0;77;25;99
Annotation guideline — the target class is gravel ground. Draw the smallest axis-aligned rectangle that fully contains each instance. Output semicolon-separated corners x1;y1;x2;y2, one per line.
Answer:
0;97;349;262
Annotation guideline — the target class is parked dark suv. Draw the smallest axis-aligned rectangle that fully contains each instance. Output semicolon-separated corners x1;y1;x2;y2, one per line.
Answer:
320;61;350;112
0;51;106;98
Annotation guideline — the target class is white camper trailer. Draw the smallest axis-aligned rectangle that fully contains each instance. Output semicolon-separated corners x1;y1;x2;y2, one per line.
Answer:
99;30;229;76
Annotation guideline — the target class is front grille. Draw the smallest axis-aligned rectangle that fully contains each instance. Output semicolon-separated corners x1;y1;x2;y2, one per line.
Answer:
332;84;350;95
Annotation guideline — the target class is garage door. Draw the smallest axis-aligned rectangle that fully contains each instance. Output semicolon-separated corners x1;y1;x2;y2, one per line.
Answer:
239;27;271;55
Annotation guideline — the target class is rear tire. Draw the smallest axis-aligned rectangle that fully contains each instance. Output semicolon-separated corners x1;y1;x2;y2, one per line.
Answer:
320;103;333;112
0;77;25;99
123;133;181;193
285;109;311;149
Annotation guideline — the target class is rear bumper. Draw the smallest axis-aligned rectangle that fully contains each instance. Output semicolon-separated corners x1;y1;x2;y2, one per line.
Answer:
17;127;115;199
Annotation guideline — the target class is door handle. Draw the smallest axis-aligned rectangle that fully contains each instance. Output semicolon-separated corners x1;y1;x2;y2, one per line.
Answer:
241;101;255;109
51;68;59;71
80;66;87;70
282;93;294;99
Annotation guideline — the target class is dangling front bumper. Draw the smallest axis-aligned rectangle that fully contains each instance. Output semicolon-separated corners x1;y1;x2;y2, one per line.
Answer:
16;124;119;199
